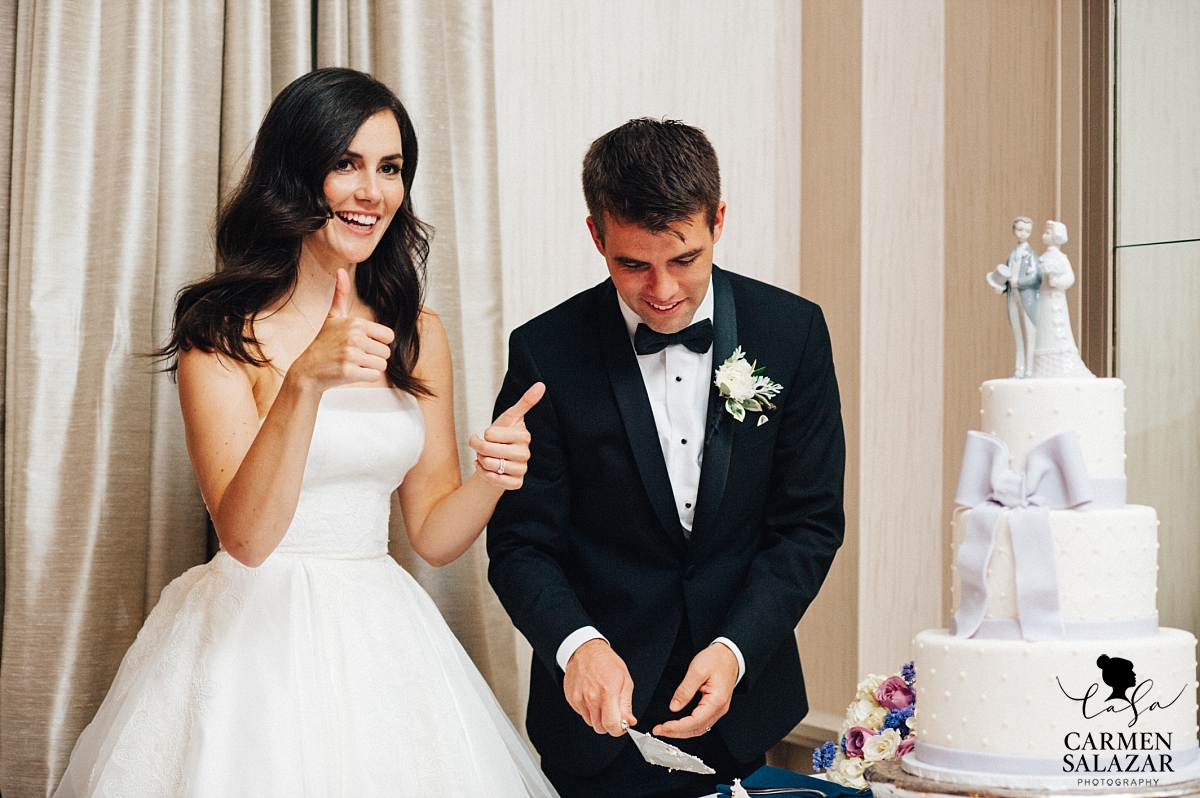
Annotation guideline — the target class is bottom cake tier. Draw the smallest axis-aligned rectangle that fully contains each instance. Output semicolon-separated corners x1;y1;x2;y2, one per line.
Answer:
904;628;1200;790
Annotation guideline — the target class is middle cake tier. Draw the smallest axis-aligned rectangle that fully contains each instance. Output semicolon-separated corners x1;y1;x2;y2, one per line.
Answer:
951;504;1159;633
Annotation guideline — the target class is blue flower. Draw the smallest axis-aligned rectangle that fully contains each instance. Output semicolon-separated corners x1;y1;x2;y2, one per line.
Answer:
884;706;915;738
812;741;838;772
901;660;916;686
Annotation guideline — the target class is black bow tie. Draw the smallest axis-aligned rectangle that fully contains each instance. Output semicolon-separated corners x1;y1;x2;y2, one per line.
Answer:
633;319;714;356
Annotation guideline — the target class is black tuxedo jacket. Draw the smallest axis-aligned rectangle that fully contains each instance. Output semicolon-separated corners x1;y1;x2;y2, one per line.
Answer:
488;266;845;776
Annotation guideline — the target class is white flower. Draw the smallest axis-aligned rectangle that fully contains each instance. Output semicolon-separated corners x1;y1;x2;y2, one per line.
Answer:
865;706;889;729
713;347;783;422
730;779;750;798
847;696;878;726
862;728;901;762
714;355;756;401
855;673;885;699
828;756;869;791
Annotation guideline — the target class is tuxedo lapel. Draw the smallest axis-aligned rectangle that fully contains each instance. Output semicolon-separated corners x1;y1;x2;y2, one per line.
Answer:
598;281;687;546
691;266;737;539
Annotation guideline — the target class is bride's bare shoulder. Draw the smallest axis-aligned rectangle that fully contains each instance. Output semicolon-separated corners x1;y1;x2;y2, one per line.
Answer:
411;308;451;398
416;306;442;334
176;314;282;419
415;307;449;363
178;346;258;395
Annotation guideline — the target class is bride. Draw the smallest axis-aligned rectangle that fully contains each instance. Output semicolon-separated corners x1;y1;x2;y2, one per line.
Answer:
55;68;557;798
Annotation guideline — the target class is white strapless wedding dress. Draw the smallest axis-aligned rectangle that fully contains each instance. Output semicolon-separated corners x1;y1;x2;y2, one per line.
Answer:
55;387;557;798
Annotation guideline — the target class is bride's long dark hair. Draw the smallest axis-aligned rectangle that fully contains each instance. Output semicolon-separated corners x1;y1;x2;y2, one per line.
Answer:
159;67;432;396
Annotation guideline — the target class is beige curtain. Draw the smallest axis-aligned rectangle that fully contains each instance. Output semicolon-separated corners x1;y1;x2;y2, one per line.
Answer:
0;2;222;794
0;0;17;657
0;1;516;795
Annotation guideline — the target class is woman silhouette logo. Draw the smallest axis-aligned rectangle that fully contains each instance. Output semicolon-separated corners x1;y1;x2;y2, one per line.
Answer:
1097;655;1137;702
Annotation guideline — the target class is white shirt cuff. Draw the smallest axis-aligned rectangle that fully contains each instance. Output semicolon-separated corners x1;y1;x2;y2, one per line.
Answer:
556;626;608;672
713;637;746;685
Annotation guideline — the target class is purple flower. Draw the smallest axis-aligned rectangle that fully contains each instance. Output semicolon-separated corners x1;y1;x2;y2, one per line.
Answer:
897;736;916;757
883;706;914;737
875;676;915;711
843;726;877;758
901;661;916;686
812;741;837;772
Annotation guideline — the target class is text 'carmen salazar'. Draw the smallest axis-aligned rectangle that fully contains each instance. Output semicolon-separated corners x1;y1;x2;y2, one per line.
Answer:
1062;732;1176;774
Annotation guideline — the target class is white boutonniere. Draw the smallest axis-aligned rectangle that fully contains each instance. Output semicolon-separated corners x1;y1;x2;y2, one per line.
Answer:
713;347;783;425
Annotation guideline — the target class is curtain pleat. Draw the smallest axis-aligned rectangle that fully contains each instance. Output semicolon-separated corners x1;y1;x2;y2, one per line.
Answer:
0;0;19;653
0;1;517;793
144;0;226;613
220;0;312;199
271;0;314;93
219;0;273;198
216;0;310;246
0;0;223;793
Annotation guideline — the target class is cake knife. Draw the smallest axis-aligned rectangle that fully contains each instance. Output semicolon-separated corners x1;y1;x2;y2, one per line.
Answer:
621;720;716;774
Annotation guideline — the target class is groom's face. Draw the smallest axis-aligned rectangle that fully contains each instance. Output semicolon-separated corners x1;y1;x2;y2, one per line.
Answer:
588;203;725;334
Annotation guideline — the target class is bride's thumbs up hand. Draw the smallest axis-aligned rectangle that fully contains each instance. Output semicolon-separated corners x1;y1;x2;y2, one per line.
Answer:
292;268;395;391
470;382;546;489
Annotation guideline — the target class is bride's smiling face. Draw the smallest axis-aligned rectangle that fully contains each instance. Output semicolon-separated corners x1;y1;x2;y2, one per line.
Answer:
305;110;406;269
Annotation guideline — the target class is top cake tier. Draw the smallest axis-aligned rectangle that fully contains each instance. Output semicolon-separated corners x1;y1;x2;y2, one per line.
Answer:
980;378;1125;478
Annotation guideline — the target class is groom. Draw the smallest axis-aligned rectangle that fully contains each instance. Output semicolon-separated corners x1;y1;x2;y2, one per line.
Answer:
488;119;845;797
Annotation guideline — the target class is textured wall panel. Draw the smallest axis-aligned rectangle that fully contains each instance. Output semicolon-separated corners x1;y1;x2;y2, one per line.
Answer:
859;0;945;676
492;0;801;335
1116;1;1200;246
1117;240;1200;637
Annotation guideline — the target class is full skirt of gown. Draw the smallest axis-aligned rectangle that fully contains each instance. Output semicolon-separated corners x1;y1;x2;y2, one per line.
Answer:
54;388;558;798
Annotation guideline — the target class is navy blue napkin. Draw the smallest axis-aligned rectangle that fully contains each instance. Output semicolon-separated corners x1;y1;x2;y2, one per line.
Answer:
716;765;868;796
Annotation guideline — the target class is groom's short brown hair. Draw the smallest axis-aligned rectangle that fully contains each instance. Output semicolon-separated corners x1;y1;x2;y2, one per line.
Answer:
582;118;721;243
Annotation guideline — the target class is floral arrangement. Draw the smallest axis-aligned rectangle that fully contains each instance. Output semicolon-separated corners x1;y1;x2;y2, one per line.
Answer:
713;347;783;425
812;661;916;791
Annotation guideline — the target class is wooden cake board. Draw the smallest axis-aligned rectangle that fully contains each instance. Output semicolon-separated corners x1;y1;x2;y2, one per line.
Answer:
866;760;1200;798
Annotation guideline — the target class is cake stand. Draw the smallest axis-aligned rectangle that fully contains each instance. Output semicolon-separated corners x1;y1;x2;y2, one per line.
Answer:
866;760;1200;798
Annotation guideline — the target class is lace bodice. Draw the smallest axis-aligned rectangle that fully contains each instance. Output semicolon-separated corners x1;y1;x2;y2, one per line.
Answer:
274;387;425;558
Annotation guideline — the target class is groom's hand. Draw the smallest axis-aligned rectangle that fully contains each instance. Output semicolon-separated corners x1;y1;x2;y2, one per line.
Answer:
653;642;739;739
563;639;636;736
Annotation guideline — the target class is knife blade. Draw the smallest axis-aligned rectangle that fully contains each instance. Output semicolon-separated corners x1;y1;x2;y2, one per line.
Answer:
621;720;716;775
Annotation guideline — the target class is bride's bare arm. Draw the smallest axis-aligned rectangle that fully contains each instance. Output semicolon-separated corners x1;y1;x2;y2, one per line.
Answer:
398;311;543;567
178;349;321;567
179;269;394;567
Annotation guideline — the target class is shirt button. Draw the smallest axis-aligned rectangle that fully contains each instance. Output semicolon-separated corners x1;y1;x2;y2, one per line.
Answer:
681;439;687;445
676;376;682;382
685;502;692;509
684;565;696;581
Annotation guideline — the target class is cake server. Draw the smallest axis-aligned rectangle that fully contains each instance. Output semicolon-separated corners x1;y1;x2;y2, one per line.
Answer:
621;720;716;774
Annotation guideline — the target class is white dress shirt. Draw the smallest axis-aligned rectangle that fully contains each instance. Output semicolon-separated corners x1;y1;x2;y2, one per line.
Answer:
555;278;746;684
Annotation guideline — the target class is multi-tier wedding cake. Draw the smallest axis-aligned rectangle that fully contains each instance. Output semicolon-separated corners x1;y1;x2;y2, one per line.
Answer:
901;219;1199;790
902;375;1200;790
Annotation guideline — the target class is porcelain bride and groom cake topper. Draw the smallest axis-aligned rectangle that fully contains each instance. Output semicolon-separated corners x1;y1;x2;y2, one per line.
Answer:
987;216;1094;380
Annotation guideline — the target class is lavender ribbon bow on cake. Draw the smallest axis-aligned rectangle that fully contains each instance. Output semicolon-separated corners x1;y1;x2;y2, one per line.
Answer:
951;430;1095;641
